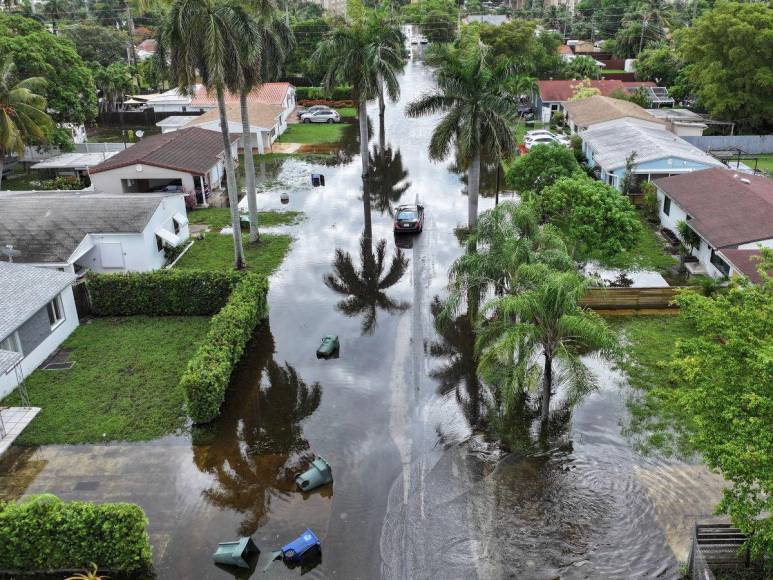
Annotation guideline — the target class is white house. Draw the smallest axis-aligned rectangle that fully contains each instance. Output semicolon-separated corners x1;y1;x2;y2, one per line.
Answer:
189;83;296;128
655;168;773;279
89;127;239;205
156;115;200;134
0;262;79;398
645;108;708;137
180;101;285;154
0;191;189;275
143;85;206;113
582;120;724;190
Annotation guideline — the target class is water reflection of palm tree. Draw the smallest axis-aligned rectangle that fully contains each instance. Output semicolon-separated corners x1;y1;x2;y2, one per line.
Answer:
324;234;410;335
428;297;485;430
367;144;410;216
194;335;322;535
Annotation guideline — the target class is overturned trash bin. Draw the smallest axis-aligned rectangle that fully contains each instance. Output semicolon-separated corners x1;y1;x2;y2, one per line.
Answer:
212;536;260;569
311;173;325;187
296;457;333;492
316;335;339;359
282;528;321;562
280;192;290;204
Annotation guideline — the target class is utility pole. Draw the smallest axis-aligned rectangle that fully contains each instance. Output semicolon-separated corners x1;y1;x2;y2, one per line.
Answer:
638;16;648;55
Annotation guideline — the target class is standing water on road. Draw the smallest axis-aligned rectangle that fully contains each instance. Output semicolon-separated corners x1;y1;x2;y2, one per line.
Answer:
0;61;725;579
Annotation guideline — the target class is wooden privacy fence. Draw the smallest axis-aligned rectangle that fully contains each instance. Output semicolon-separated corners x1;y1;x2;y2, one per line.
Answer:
579;286;696;312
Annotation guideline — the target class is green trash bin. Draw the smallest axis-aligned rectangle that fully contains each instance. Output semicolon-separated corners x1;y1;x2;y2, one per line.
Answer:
213;536;260;569
316;335;339;359
296;457;333;492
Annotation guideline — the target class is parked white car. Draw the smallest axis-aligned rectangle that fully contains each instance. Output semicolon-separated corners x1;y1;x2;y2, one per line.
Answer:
524;130;570;150
300;109;341;124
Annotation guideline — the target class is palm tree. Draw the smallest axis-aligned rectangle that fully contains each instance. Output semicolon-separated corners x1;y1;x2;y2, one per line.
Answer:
0;59;52;191
324;234;409;335
233;5;294;243
406;43;519;230
159;0;261;268
367;10;405;121
313;18;403;178
477;266;615;429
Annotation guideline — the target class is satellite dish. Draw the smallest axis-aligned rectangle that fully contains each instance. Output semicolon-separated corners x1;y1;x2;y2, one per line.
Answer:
135;130;145;139
2;245;21;263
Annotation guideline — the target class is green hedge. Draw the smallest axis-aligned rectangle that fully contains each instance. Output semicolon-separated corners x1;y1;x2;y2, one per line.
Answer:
87;270;241;316
181;273;269;423
0;494;152;573
296;85;352;100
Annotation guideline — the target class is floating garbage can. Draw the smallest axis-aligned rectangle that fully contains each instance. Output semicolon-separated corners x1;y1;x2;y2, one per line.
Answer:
316;335;339;359
213;537;260;569
311;174;325;187
296;457;333;491
280;192;290;204
282;529;320;562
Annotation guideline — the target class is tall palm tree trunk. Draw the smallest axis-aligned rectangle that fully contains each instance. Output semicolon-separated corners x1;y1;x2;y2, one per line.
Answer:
467;148;481;230
240;91;259;243
376;73;385;119
378;114;385;152
216;86;247;269
0;158;4;192
541;349;553;427
358;96;369;178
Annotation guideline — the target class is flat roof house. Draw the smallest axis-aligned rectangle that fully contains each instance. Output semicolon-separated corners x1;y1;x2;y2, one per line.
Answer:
582;120;724;190
655;168;773;279
533;79;657;123
0;192;189;275
180;101;285;154
0;262;78;398
563;95;665;134
89;127;239;206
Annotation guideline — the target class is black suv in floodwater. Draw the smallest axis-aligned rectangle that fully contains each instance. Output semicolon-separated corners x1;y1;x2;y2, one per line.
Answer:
393;204;424;233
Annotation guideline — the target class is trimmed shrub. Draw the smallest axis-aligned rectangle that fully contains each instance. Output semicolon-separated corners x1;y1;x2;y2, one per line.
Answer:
0;494;152;574
298;98;354;108
296;85;351;100
181;273;269;423
87;270;241;316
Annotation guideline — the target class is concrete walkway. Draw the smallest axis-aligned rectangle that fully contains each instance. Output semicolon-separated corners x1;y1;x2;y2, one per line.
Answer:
0;407;41;457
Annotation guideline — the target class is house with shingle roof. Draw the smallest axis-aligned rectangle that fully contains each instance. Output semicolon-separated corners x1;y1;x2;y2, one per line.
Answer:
654;168;773;280
533;79;657;122
563;95;665;134
89;127;238;205
582;119;724;190
0;191;189;274
0;262;78;398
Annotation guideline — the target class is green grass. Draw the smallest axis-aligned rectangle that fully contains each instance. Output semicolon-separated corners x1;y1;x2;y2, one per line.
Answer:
587;214;678;272
335;107;356;118
175;232;292;275
1;316;211;445
278;121;346;144
187;207;302;229
602;68;626;73
752;154;773;174
0;171;38;191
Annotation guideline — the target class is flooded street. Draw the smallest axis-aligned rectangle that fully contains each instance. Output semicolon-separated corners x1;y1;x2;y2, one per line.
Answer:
0;61;726;579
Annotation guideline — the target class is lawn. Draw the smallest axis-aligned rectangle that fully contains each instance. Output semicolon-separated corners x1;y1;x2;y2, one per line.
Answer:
753;154;773;174
278;121;347;144
175;232;292;274
187;207;302;229
587;214;678;272
335;107;356;118
1;316;211;445
0;171;38;191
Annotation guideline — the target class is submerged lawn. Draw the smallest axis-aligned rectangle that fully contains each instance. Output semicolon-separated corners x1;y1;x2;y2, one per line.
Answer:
2;316;210;445
175;233;292;275
187;207;302;229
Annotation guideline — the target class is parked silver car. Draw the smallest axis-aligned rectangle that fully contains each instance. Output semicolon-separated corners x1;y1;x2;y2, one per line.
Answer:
300;109;341;124
297;104;333;116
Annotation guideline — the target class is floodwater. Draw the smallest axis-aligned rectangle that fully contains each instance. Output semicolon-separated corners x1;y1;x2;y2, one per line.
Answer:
0;61;727;579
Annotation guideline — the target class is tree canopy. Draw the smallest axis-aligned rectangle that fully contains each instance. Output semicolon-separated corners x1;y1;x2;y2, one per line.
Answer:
63;23;131;68
0;13;96;124
505;143;580;195
676;1;773;132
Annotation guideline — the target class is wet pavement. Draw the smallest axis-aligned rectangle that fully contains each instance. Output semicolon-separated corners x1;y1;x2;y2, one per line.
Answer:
0;61;727;579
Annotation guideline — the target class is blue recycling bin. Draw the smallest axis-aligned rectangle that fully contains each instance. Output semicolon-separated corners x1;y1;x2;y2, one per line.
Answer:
311;174;326;187
281;528;320;562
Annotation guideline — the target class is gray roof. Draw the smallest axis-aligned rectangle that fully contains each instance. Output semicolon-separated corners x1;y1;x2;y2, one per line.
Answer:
31;151;120;170
0;192;167;264
0;261;76;342
583;120;724;171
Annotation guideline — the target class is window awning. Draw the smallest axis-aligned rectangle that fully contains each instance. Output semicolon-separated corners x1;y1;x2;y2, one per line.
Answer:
156;228;182;247
173;212;189;227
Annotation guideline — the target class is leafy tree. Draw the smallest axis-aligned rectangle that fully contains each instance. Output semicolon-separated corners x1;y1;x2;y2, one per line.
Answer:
635;44;681;86
421;10;455;43
476;19;539;64
565;55;601;80
569;78;601;100
478;265;615;428
406;43;518;229
614;21;658;58
63;24;130;67
92;62;134;112
0;58;53;190
42;0;86;29
0;13;96;124
505;142;580;195
619;151;639;197
610;86;651;108
537;175;642;256
676;1;773;132
285;18;329;83
159;0;261;269
641;258;773;557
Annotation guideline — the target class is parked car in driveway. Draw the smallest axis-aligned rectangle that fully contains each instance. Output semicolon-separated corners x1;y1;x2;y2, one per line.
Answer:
300;109;341;124
524;131;570;150
393;204;424;233
297;104;333;116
